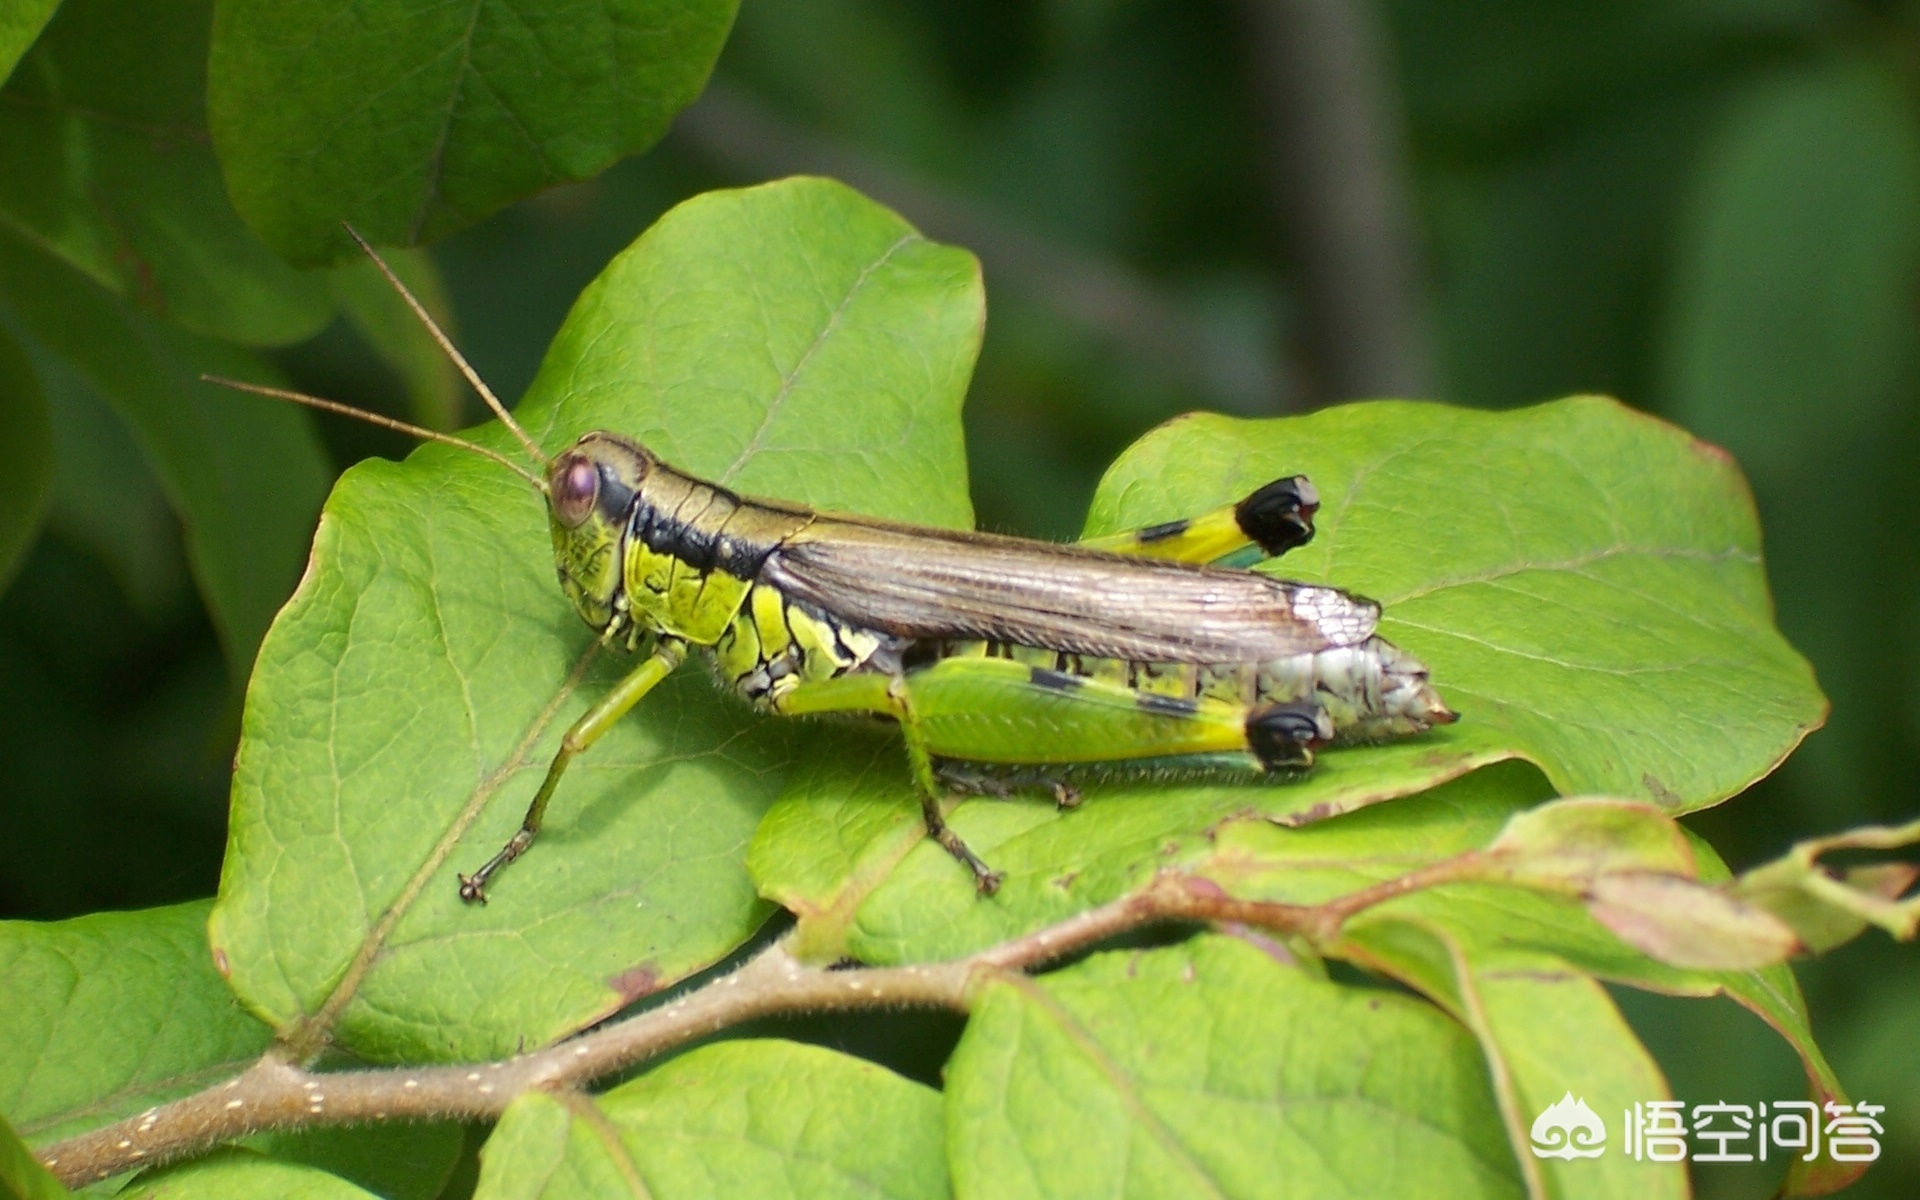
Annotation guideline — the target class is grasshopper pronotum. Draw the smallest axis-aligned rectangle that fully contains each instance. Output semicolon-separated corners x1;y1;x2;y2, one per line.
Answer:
215;233;1455;899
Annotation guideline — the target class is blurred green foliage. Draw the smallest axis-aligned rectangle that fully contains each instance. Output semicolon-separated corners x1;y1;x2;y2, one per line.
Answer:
1;1;1915;1195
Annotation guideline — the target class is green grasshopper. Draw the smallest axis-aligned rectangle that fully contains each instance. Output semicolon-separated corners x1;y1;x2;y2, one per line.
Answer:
216;236;1455;899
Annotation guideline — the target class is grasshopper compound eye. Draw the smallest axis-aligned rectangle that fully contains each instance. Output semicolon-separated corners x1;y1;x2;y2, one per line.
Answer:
552;455;600;528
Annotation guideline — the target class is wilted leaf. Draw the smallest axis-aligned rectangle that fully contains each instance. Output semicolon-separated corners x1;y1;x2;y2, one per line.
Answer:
1586;873;1802;970
1733;816;1920;950
1481;796;1697;884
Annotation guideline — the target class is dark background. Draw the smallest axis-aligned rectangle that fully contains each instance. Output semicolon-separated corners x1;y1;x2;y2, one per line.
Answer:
1;3;1914;1195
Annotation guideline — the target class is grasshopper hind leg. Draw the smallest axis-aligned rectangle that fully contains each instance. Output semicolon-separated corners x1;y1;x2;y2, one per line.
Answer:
1076;474;1318;565
1244;701;1335;770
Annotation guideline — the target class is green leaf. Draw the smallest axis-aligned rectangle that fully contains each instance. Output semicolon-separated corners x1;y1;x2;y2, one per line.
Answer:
945;935;1520;1199
0;0;332;345
0;901;274;1150
0;323;50;593
0;1112;68;1200
0;0;58;85
248;1124;466;1200
209;178;982;1063
0;226;331;670
132;1148;382;1199
1662;57;1920;481
1340;924;1684;1200
31;346;191;618
475;1041;945;1199
1088;397;1822;810
208;0;742;266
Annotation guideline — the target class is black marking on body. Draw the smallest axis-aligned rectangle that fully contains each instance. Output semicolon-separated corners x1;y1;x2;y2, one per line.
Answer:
1135;517;1191;544
593;464;636;527
1029;667;1083;692
899;640;943;672
1136;692;1200;718
630;485;779;580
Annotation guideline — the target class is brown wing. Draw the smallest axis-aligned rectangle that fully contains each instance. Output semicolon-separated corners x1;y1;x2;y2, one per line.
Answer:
756;515;1377;662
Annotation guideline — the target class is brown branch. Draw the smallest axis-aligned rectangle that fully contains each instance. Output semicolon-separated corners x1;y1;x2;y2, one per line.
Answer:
38;871;1436;1187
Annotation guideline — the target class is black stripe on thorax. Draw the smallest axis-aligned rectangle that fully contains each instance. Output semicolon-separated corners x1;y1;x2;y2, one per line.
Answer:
631;486;778;579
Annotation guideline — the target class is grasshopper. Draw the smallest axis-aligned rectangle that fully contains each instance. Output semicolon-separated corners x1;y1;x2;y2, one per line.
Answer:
215;234;1455;899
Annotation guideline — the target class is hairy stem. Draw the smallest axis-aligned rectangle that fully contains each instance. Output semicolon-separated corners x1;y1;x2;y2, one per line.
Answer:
39;871;1428;1186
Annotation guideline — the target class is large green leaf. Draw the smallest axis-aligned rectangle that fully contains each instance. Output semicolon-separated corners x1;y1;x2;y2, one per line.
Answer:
1087;398;1822;809
475;1041;945;1199
208;178;983;1063
753;395;1823;953
208;0;741;266
0;227;331;670
0;0;332;345
0;901;274;1151
0;323;50;593
945;935;1520;1199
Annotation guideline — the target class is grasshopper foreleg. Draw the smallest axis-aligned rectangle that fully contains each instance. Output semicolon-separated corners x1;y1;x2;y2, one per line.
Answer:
459;639;687;903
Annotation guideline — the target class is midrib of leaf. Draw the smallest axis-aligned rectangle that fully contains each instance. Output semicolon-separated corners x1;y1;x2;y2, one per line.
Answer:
717;231;923;486
565;1091;655;1199
282;621;601;1059
1378;542;1758;610
409;0;485;242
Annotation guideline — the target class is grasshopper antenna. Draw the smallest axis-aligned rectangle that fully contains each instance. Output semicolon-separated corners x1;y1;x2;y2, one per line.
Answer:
202;376;549;494
342;224;549;468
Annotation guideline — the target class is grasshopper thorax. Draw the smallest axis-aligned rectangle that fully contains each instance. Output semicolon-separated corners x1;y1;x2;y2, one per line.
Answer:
548;432;656;635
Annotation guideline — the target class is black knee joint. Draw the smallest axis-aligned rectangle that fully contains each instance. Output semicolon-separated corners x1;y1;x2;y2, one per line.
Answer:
1235;475;1319;558
1245;701;1332;769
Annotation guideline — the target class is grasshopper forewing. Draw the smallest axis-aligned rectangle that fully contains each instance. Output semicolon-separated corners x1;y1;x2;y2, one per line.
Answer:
212;233;1456;900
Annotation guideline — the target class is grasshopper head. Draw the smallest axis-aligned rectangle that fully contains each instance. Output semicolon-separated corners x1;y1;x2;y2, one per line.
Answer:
1370;637;1458;738
547;432;655;633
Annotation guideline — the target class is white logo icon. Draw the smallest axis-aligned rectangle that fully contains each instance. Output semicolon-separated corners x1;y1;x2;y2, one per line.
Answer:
1532;1092;1607;1159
